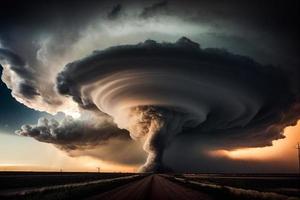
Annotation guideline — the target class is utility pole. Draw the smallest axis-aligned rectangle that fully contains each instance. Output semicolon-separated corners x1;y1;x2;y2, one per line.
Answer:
297;143;300;175
97;167;100;173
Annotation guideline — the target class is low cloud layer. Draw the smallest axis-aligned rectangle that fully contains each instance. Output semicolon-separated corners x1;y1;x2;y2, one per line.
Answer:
16;112;145;165
16;115;127;149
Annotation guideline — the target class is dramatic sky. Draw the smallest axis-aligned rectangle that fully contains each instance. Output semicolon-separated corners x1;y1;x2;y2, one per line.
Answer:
0;0;299;172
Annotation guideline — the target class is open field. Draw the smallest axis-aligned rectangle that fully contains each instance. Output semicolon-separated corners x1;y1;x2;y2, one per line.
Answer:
181;173;300;196
0;172;299;200
171;173;300;200
0;172;137;190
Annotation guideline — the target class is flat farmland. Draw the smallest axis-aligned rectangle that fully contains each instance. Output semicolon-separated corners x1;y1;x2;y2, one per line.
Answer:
0;172;299;200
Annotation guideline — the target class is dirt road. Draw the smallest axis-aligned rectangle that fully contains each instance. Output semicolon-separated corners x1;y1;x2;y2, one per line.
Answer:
86;174;213;200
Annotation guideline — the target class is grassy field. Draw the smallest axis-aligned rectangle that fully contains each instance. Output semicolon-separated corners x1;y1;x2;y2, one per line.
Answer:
0;172;137;190
167;173;300;199
1;172;299;200
0;172;145;200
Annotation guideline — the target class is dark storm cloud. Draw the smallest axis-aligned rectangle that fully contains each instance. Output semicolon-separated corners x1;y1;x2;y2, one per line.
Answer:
18;83;40;98
107;4;123;20
0;48;32;80
0;48;39;99
139;0;168;18
0;0;298;72
164;135;299;173
0;48;33;79
0;0;112;66
56;37;300;172
0;0;106;27
0;0;298;40
0;49;25;67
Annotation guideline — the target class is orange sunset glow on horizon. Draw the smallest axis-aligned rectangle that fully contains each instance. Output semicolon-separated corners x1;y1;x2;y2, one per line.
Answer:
209;120;300;171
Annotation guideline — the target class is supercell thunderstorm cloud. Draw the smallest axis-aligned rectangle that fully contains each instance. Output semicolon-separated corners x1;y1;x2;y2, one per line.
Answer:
0;1;299;172
3;37;299;172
